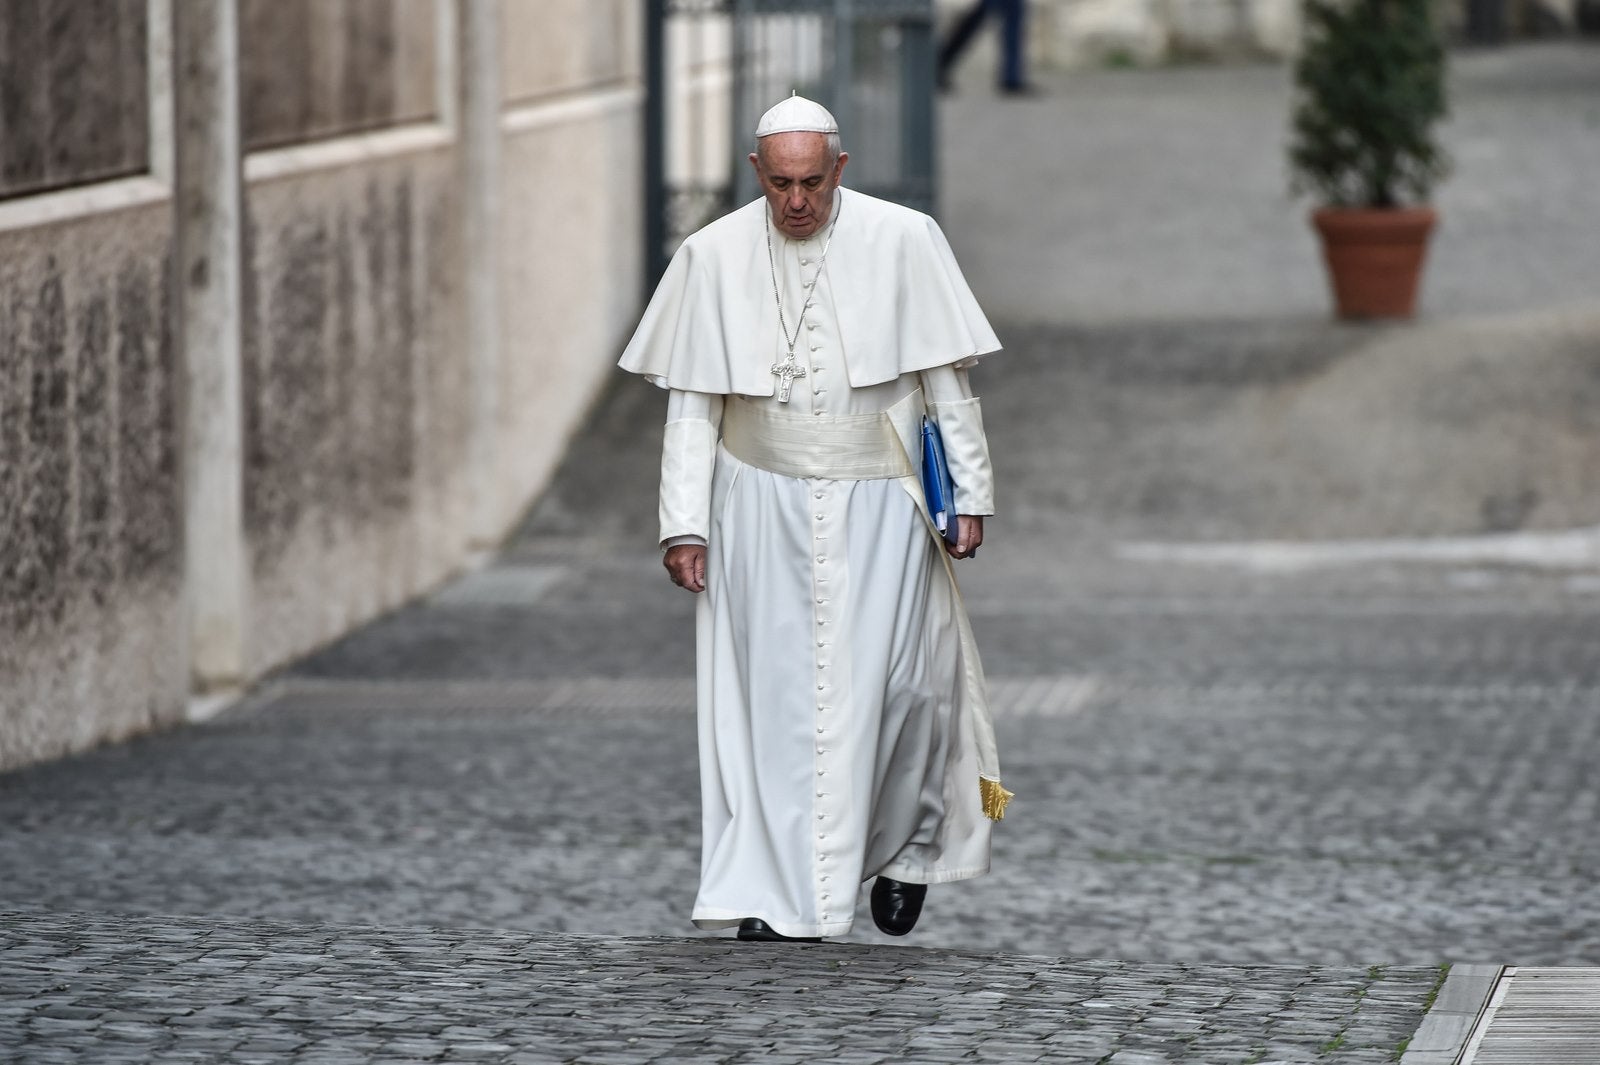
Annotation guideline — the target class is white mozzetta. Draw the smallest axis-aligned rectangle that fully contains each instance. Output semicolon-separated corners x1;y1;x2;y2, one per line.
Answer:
619;188;1001;395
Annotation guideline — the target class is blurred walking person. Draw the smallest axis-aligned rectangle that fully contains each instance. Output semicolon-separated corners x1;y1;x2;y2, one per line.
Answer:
939;0;1034;94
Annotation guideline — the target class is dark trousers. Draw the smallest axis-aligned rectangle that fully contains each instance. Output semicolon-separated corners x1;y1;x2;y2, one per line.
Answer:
938;0;1027;90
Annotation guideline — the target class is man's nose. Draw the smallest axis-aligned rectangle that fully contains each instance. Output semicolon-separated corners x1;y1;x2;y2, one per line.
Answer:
787;188;806;211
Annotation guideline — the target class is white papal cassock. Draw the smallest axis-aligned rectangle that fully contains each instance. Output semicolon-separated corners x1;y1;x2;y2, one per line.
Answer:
619;187;1008;939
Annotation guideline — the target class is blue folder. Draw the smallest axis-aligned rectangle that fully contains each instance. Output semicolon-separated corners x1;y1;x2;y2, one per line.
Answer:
920;415;959;545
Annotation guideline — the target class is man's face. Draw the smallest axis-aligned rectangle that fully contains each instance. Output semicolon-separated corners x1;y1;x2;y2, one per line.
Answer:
748;133;849;239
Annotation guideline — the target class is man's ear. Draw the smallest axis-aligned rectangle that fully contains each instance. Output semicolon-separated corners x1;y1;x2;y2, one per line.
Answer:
834;151;849;181
748;152;761;176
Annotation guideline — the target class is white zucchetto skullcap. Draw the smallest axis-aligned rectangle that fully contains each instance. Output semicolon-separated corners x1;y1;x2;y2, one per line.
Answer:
755;92;839;138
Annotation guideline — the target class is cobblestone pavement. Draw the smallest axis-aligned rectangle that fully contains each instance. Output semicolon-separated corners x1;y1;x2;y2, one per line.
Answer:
2;910;1443;1065
5;43;1600;1065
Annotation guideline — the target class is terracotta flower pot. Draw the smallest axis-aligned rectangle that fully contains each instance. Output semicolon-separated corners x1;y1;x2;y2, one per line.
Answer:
1311;206;1437;319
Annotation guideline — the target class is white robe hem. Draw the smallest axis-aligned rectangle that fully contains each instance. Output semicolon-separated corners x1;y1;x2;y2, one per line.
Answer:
691;911;855;939
873;861;991;887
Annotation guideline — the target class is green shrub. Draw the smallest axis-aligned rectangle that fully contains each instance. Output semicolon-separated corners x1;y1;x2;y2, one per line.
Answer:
1289;0;1450;207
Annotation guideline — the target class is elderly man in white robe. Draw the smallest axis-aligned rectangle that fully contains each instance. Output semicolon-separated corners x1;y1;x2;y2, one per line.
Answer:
619;95;1010;943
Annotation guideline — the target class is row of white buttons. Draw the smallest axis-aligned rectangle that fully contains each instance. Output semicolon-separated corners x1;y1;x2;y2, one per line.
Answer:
804;293;829;415
812;483;837;921
802;221;832;935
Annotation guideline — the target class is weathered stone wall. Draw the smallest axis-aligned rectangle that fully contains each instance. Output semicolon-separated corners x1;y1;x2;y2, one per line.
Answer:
0;0;151;198
238;0;439;150
0;0;645;771
221;0;466;679
241;150;472;674
494;0;644;534
0;0;183;770
0;202;186;768
501;0;635;105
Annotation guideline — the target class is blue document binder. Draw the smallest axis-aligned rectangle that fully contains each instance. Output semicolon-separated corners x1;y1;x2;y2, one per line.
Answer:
920;415;959;545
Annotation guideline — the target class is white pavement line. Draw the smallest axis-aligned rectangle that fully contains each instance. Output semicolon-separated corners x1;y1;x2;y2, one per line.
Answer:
968;595;1600;617
186;687;247;724
1117;526;1600;573
1400;963;1503;1065
1457;967;1600;1065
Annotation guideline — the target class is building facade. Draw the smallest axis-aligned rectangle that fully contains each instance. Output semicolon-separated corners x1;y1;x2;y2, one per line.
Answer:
0;0;643;770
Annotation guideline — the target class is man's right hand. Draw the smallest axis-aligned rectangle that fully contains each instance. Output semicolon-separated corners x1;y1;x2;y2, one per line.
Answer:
664;544;707;593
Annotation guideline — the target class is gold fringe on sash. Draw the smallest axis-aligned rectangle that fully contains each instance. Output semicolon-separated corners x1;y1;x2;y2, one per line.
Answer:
980;776;1014;821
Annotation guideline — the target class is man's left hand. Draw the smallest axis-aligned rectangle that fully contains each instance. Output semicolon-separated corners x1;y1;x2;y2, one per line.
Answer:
947;515;984;560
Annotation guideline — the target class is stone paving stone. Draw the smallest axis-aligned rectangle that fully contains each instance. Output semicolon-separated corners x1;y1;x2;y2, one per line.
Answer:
0;909;1437;1063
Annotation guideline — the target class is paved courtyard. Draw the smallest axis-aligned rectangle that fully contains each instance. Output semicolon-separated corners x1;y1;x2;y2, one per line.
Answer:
5;41;1600;1065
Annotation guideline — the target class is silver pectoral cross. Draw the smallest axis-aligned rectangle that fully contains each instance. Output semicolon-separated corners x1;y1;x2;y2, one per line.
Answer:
770;355;807;403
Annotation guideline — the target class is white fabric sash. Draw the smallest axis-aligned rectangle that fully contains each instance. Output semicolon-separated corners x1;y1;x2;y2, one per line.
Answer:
720;396;917;480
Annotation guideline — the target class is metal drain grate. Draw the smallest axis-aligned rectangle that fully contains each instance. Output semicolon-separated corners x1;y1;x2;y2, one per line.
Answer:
1460;967;1600;1064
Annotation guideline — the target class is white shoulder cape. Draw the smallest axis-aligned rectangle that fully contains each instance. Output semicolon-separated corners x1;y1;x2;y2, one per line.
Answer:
618;188;1000;394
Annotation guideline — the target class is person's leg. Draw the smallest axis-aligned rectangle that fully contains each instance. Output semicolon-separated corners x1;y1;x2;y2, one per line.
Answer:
993;0;1028;89
938;0;991;83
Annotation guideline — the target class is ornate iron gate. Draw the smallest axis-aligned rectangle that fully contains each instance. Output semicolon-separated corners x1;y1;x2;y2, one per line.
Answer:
644;0;938;288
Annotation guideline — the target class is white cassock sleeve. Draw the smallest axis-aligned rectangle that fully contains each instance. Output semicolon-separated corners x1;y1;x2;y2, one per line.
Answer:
660;389;724;547
921;364;995;517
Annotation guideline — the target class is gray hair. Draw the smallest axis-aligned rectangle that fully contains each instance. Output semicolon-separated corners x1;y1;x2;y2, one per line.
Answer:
755;131;843;164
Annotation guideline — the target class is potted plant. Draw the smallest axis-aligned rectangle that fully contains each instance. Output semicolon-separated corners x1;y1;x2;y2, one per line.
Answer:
1289;0;1450;318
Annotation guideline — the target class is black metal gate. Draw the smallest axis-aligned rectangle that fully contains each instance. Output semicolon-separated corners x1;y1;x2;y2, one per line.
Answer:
644;0;938;288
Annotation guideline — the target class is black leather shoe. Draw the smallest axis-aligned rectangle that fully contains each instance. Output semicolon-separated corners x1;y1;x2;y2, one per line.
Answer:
870;877;928;936
736;918;821;943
